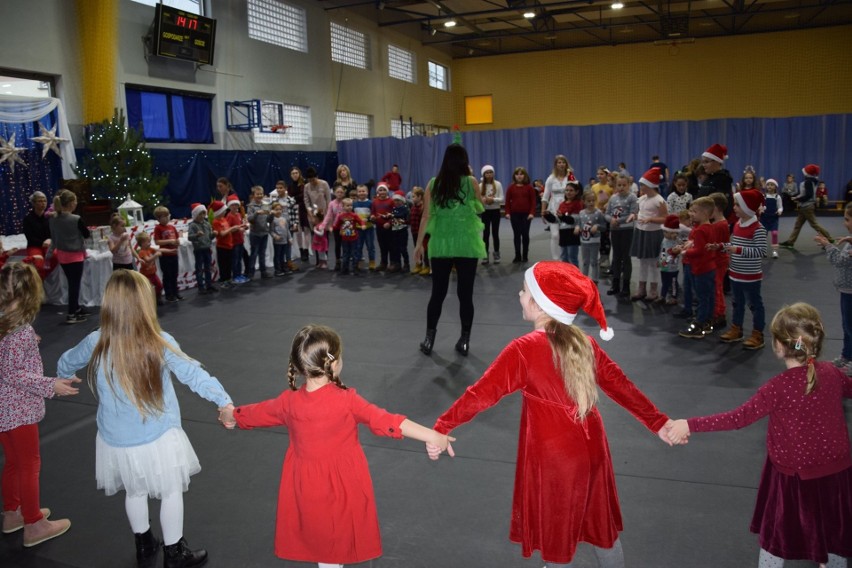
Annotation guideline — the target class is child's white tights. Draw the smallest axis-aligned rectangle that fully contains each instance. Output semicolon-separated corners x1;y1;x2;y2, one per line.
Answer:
758;548;847;568
125;491;184;546
545;538;624;567
318;564;343;568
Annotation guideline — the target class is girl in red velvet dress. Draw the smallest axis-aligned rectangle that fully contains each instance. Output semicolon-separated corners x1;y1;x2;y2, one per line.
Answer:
219;325;454;568
669;303;852;568
427;261;674;567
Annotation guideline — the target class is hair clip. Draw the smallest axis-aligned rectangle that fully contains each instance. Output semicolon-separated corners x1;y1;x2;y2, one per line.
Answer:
326;352;336;362
794;336;803;350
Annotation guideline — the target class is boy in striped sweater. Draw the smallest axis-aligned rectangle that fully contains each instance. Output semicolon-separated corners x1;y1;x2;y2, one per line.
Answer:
718;189;768;349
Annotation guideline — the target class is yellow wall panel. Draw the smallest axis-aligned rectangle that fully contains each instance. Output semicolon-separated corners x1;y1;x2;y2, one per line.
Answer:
76;0;117;124
451;25;852;130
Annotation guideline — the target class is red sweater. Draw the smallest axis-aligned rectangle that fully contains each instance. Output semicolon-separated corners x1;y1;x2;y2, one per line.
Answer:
505;183;537;216
225;211;245;245
153;223;179;256
371;198;394;229
684;223;715;275
689;362;852;480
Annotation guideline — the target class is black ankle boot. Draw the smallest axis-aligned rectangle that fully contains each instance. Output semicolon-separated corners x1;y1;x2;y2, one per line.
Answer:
135;528;160;560
455;330;471;356
420;329;437;355
163;537;207;568
300;248;309;262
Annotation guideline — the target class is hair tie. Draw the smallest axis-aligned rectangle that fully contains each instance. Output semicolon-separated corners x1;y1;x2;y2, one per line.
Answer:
807;356;816;367
794;336;803;350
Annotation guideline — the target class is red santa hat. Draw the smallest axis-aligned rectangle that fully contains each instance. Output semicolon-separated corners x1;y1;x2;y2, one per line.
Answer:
702;143;728;164
376;182;390;193
663;214;680;230
765;178;778;188
802;164;820;178
639;167;663;188
211;200;227;217
733;189;764;218
524;261;613;341
227;195;241;207
392;191;406;202
190;203;206;219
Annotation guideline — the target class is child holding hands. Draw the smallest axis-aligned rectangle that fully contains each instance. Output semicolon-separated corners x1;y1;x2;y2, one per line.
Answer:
0;263;77;547
57;270;234;566
219;324;453;568
815;202;852;375
668;302;852;567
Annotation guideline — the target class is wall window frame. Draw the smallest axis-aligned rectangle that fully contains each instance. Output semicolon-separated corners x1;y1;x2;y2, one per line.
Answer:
247;0;308;53
388;44;415;83
330;21;370;69
125;84;214;143
428;61;450;91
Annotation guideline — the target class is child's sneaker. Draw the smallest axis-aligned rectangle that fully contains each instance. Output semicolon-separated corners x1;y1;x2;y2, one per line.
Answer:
771;250;779;259
665;296;679;305
233;275;249;284
831;355;850;368
742;330;765;350
287;260;300;272
2;507;50;534
493;251;501;263
843;362;852;377
719;324;744;343
419;266;432;275
22;517;71;547
679;321;710;339
411;263;422;274
369;260;377;271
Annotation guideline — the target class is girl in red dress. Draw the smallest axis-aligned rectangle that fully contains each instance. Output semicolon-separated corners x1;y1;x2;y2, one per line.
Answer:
219;325;453;568
427;261;674;566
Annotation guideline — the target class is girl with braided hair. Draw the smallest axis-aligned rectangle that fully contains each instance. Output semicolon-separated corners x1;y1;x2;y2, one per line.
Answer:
669;302;852;568
219;324;452;568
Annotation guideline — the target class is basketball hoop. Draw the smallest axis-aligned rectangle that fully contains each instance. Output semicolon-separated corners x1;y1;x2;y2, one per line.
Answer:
270;124;292;133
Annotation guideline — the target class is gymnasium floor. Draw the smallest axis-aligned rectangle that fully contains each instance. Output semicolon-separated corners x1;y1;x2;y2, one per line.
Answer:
1;215;850;568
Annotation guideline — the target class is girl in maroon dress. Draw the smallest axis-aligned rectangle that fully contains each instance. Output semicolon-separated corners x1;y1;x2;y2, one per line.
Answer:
669;303;852;567
219;324;454;568
427;261;674;566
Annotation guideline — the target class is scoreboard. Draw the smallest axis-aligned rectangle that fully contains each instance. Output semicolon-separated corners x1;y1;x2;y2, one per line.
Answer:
154;4;216;65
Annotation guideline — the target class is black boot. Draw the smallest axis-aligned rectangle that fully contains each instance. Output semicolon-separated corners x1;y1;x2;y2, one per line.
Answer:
455;330;471;356
135;528;160;561
163;537;207;568
420;329;437;355
300;248;309;262
606;281;620;295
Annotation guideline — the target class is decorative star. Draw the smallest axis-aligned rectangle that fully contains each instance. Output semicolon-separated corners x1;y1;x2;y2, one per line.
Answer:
30;122;68;159
0;133;27;173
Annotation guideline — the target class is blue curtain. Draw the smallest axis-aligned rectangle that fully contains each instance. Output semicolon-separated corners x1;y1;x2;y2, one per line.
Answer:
338;114;852;201
0;111;63;234
126;87;213;144
148;150;338;218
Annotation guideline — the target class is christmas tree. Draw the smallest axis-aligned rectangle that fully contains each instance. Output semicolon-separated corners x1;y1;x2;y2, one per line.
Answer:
73;108;168;214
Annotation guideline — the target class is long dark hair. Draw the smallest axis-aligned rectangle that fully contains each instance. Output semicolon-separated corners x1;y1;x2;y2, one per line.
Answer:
432;144;470;208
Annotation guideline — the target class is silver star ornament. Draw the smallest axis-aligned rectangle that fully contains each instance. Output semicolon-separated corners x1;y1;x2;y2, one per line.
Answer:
0;133;27;173
31;122;68;159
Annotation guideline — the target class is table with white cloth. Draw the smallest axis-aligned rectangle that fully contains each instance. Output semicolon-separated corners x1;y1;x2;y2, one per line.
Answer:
3;220;273;306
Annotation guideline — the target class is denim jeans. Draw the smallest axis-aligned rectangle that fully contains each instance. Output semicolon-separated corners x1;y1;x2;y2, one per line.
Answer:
231;243;245;278
561;245;579;266
681;264;694;315
358;227;376;262
661;271;679;299
693;270;715;324
273;243;290;272
842;293;852;359
731;280;765;330
194;248;212;290
248;234;268;276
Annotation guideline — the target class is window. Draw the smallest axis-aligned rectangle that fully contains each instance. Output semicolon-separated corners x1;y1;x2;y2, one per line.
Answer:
253;102;312;145
335;111;371;141
330;22;369;69
129;0;202;14
125;86;214;143
388;45;415;83
428;61;449;91
248;0;307;53
390;118;403;139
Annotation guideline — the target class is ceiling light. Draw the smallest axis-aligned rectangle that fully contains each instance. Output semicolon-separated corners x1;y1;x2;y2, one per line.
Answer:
523;11;535;18
611;2;624;8
444;20;456;27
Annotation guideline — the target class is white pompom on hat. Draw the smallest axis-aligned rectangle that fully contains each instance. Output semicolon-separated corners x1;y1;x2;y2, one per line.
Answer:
702;143;728;164
191;203;207;219
524;261;614;341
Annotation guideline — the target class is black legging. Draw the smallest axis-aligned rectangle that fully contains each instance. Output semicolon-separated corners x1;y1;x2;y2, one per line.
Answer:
60;261;85;314
509;213;531;259
426;257;478;331
481;209;501;253
610;229;633;287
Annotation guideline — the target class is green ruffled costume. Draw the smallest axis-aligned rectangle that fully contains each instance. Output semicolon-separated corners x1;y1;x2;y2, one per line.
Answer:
425;176;487;259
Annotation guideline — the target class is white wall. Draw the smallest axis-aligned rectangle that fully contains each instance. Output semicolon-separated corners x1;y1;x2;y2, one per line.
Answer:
0;0;455;151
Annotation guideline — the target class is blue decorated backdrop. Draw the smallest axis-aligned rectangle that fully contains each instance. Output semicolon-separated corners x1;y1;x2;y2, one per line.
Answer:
0;111;63;235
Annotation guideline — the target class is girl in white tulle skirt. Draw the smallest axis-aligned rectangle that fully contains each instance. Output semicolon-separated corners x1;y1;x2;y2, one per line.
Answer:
57;270;234;567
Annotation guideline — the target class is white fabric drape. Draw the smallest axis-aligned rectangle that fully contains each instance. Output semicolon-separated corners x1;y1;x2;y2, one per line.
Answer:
0;94;77;179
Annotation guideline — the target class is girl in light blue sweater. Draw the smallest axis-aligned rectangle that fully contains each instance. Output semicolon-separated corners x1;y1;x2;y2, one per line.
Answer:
57;270;233;566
